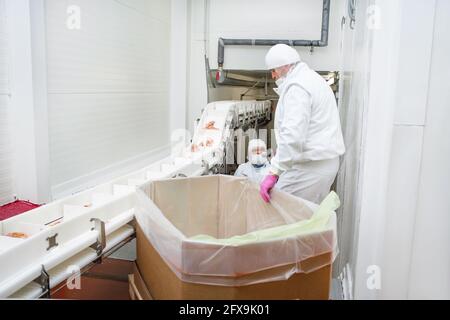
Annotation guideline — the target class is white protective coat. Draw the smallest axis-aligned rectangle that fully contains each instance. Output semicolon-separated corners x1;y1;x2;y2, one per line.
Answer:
234;162;270;185
271;62;345;203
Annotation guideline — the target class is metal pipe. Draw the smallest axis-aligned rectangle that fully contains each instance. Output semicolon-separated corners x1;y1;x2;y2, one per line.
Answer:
217;0;331;75
213;74;266;88
220;79;264;88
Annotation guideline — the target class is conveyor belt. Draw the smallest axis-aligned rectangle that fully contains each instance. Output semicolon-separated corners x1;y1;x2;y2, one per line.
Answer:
0;100;271;298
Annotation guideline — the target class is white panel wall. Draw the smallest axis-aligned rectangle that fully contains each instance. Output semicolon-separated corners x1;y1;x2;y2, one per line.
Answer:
346;0;450;300
0;0;13;205
0;0;8;90
377;0;450;300
45;0;171;195
349;0;404;300
46;0;170;93
169;0;188;133
187;0;208;133
48;93;168;185
379;0;437;299
0;0;14;205
30;0;51;203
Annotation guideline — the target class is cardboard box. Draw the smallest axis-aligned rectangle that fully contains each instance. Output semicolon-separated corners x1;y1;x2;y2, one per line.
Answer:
136;224;332;300
129;262;153;300
135;176;336;300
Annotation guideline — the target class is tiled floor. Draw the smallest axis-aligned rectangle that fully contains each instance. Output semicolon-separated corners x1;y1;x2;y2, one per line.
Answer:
52;258;134;300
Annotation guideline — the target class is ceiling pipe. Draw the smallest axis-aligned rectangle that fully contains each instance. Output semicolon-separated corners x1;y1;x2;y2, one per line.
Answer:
216;0;331;83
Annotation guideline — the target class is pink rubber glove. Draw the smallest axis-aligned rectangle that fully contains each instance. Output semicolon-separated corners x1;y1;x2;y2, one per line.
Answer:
260;174;279;203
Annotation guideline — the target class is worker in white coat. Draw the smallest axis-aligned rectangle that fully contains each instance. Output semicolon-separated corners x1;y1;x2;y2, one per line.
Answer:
260;44;345;204
235;139;269;184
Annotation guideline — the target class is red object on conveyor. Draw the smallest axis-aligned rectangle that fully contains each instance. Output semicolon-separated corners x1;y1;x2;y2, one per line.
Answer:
0;200;41;221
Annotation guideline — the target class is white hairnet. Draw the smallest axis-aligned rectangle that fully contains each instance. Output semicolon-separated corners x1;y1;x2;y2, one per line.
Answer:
265;44;301;70
248;139;267;155
248;139;268;165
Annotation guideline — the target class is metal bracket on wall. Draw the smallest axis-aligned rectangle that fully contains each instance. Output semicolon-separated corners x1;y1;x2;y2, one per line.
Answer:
46;233;59;251
90;218;106;263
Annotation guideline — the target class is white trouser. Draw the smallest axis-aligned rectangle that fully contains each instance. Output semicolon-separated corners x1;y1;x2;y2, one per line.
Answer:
276;157;340;204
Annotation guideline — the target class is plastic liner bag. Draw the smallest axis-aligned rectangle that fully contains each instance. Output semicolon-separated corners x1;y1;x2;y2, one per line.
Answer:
135;175;339;286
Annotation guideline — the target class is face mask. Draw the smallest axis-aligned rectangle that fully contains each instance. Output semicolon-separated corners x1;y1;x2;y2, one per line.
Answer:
249;152;267;166
275;63;297;88
275;76;286;88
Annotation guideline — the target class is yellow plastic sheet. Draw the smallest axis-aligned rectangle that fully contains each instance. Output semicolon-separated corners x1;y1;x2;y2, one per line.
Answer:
190;191;340;246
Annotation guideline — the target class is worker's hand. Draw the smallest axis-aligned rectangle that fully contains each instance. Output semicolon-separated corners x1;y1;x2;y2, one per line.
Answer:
260;174;279;203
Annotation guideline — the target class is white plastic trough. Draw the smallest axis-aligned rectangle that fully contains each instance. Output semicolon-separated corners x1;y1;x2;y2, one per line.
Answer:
0;156;206;298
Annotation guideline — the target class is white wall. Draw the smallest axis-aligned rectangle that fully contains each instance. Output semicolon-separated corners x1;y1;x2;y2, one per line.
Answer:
1;0;180;202
187;0;346;133
334;0;372;295
368;0;449;300
30;0;51;203
208;0;345;71
407;0;450;299
169;0;188;134
44;0;172;198
336;0;404;299
4;0;49;204
0;0;14;205
343;0;450;300
186;0;208;133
